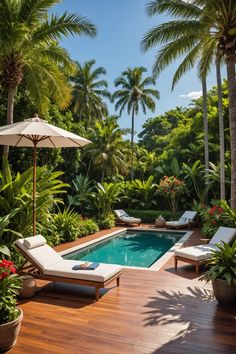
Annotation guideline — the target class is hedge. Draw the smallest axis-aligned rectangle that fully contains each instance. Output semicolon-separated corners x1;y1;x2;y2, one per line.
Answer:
126;209;182;223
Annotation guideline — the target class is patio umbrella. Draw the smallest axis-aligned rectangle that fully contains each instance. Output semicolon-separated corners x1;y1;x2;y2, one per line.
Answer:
0;114;91;235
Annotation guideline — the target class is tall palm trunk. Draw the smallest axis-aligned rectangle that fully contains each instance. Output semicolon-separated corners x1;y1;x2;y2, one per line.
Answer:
215;58;225;200
131;106;135;180
3;86;16;159
226;57;236;209
202;78;209;172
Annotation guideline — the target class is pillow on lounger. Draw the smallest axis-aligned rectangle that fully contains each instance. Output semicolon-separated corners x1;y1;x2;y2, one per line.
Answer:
24;235;46;249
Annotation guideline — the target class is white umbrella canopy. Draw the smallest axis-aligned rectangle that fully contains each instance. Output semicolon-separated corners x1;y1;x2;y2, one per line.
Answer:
0;114;91;235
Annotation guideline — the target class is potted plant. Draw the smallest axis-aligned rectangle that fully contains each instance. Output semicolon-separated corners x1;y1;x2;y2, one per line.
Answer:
0;258;23;351
200;241;236;307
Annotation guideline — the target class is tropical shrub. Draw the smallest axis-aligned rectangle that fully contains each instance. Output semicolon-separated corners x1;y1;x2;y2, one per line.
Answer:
200;241;236;286
68;174;94;214
124;176;158;210
126;209;181;223
90;182;123;222
77;219;99;237
0;259;22;324
0;160;68;241
157;176;187;214
96;212;115;229
202;203;226;238
52;208;81;243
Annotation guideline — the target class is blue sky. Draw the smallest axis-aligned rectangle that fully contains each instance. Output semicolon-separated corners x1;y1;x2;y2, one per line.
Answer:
53;0;226;135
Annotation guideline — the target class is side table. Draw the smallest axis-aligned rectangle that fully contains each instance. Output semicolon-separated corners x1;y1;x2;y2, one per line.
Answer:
155;219;166;227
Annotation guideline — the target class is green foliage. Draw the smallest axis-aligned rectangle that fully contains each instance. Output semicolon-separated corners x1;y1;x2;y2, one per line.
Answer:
0;0;96;113
83;116;129;181
200;241;236;286
126;209;181;223
0;260;22;324
183;161;209;205
68;174;94;213
96;213;115;230
77;219;99;237
157;176;187;214
0;160;68;241
51;208;99;243
90;182;123;221
124;176;158;210
71;60;110;124
52;208;81;243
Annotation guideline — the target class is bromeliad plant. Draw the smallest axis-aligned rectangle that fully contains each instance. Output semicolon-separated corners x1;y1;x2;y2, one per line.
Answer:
157;176;187;214
200;241;236;286
0;259;22;324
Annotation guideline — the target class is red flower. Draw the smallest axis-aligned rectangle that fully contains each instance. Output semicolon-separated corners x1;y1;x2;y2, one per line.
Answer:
212;220;216;225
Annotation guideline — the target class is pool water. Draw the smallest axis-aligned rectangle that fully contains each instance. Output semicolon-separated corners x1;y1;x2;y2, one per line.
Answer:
64;230;185;268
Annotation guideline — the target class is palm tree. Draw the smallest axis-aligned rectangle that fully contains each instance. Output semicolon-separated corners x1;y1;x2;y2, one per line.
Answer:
83;116;129;181
71;60;110;125
215;55;225;199
0;0;96;157
113;67;160;179
141;0;236;208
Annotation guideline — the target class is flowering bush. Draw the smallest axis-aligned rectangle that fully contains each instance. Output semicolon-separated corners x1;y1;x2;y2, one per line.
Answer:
157;176;187;213
202;204;225;238
0;259;22;324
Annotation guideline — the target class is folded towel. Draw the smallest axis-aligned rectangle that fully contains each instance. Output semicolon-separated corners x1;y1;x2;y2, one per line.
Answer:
72;262;100;270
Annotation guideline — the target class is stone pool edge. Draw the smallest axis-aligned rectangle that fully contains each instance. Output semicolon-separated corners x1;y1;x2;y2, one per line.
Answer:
59;227;193;272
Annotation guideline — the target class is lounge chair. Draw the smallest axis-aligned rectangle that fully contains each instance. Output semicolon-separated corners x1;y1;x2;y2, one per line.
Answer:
174;226;236;273
15;235;122;301
114;209;141;226
166;210;197;230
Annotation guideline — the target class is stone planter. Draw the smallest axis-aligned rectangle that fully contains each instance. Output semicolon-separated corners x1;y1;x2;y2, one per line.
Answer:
19;275;37;298
0;308;23;351
212;278;236;307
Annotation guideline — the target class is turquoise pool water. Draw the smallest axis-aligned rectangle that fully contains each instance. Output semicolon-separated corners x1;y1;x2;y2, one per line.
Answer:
64;230;185;268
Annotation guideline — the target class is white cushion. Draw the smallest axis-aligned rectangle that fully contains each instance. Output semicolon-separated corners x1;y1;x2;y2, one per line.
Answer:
23;235;46;249
181;211;197;221
16;239;62;271
44;260;122;282
121;217;141;223
210;226;236;245
166;220;188;227
175;244;216;261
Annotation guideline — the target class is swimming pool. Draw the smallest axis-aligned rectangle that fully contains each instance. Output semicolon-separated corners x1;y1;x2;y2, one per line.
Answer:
63;229;189;269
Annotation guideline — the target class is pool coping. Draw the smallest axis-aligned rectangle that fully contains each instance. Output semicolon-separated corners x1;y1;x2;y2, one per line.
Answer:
59;227;193;272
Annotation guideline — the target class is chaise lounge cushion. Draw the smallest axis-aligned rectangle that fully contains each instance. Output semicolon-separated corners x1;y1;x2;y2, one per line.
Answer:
175;227;236;262
175;244;217;261
114;209;141;224
16;239;63;271
23;235;46;249
15;238;122;283
209;226;236;245
44;260;122;282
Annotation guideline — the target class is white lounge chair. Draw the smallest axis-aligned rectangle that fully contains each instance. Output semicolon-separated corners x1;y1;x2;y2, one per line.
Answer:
114;209;141;226
174;226;236;273
15;235;122;301
166;210;197;229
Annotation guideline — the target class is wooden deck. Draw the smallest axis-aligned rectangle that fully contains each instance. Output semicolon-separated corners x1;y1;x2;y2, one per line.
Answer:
10;227;236;354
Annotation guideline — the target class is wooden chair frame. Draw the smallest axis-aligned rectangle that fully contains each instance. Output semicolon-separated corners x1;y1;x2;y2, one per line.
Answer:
174;255;206;273
16;244;121;301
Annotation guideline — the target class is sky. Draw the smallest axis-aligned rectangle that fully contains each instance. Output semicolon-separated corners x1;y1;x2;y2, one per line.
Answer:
52;0;226;135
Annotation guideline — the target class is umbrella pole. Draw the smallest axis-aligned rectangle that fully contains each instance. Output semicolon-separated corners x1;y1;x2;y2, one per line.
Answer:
33;142;37;236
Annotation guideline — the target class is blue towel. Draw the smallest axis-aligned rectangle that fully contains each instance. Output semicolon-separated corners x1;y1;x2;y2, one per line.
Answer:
72;262;100;270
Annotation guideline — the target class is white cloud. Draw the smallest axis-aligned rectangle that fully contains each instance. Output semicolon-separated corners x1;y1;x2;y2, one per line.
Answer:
179;91;202;99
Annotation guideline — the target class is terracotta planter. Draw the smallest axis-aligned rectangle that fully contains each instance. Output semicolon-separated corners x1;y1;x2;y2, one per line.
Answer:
0;308;23;351
212;278;236;307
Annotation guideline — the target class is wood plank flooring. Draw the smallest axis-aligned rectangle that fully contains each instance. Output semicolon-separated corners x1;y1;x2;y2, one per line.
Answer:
9;227;236;354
